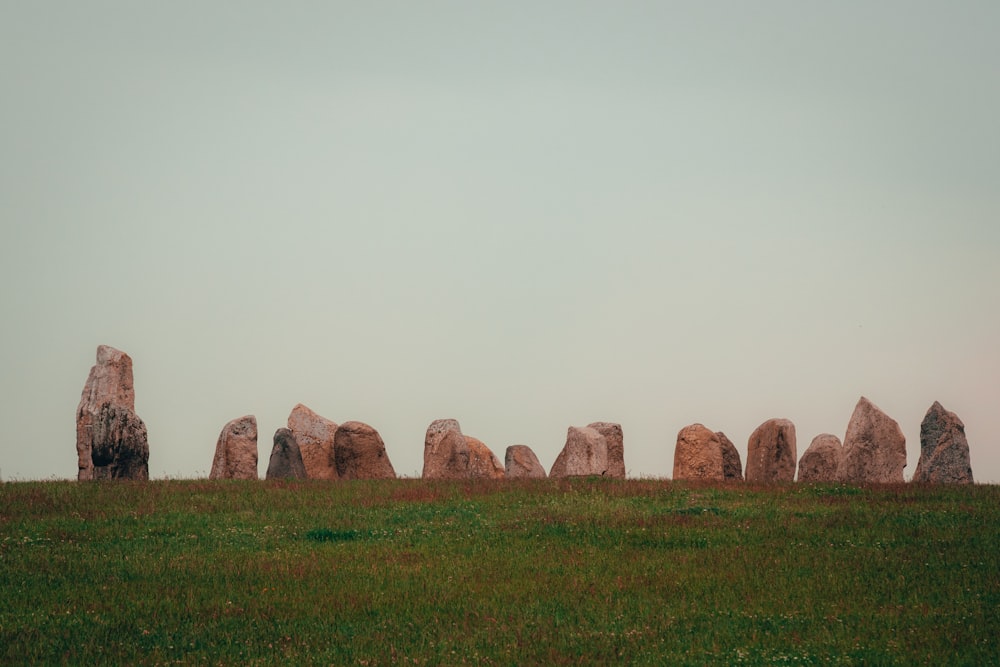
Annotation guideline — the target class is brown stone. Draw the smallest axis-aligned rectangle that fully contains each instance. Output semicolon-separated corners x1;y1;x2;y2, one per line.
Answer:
672;424;724;481
287;404;338;480
504;445;547;479
550;426;608;477
76;345;149;481
797;434;843;482
717;431;743;481
334;421;396;480
266;428;307;480
210;415;258;480
588;422;625;478
913;402;974;484
466;437;505;479
839;397;906;483
422;419;470;479
745;418;797;483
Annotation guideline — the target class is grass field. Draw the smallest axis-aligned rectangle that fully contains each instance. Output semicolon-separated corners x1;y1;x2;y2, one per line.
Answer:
1;478;997;665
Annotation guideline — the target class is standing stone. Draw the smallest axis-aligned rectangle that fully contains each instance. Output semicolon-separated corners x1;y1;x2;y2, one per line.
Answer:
287;404;338;480
210;416;258;480
334;421;396;480
76;345;149;481
672;424;724;481
717;432;743;481
422;419;470;479
266;428;307;480
913;402;974;484
505;445;547;479
467;437;505;479
550;426;608;477
588;422;625;479
797;434;843;482
839;397;907;483
745;418;797;483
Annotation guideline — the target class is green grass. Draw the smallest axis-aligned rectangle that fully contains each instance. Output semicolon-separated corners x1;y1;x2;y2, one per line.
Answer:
1;478;998;665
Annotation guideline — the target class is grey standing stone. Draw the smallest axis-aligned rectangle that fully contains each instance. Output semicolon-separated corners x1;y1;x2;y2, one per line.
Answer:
550;426;609;478
266;428;307;480
913;402;973;484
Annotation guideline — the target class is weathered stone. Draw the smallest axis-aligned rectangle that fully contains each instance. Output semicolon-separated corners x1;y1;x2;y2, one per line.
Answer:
745;418;797;483
287;404;338;480
334;421;396;480
550;426;608;477
210;415;258;480
797;434;843;482
913;402;974;484
265;428;307;480
466;437;505;479
672;424;724;481
76;345;149;481
422;419;470;479
588;422;625;478
717;431;743;481
839;397;907;483
504;445;547;479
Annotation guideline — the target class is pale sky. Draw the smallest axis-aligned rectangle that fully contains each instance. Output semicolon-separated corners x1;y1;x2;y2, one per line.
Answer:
1;1;998;482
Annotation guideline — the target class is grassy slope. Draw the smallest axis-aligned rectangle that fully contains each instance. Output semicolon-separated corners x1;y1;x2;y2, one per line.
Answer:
1;479;997;665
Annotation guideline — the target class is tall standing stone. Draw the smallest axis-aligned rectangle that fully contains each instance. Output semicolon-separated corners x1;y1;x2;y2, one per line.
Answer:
550;426;609;477
422;419;470;479
672;424;724;481
839;397;907;483
334;421;396;480
505;445;547;479
210;415;258;480
588;422;625;479
266;428;307;480
287;404;338;480
76;345;149;481
467;437;505;479
745;418;797;483
717;432;743;481
797;434;843;482
913;402;974;484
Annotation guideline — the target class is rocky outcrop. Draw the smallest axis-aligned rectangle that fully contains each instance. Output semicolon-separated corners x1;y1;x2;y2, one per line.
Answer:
797;434;843;482
505;445;547;478
550;426;608;477
717;432;743;481
287;404;338;480
672;424;724;481
588;422;625;478
745;418;797;483
913;402;974;484
265;428;307;480
467;437;505;479
76;345;149;481
334;421;396;480
210;415;258;480
839;397;906;483
422;419;470;479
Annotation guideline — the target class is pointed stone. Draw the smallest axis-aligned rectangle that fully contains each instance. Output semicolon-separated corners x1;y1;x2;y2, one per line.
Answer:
550;426;608;478
505;445;547;479
210;415;258;480
913;402;973;484
266;428;307;480
839;397;906;483
422;419;470;479
745;418;797;483
717;431;743;481
467;437;505;479
588;422;625;478
76;345;149;480
797;434;843;482
334;421;396;480
287;404;338;480
672;424;724;481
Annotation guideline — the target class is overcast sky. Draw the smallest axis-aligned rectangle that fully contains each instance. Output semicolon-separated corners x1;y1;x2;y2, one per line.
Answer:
1;1;997;482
